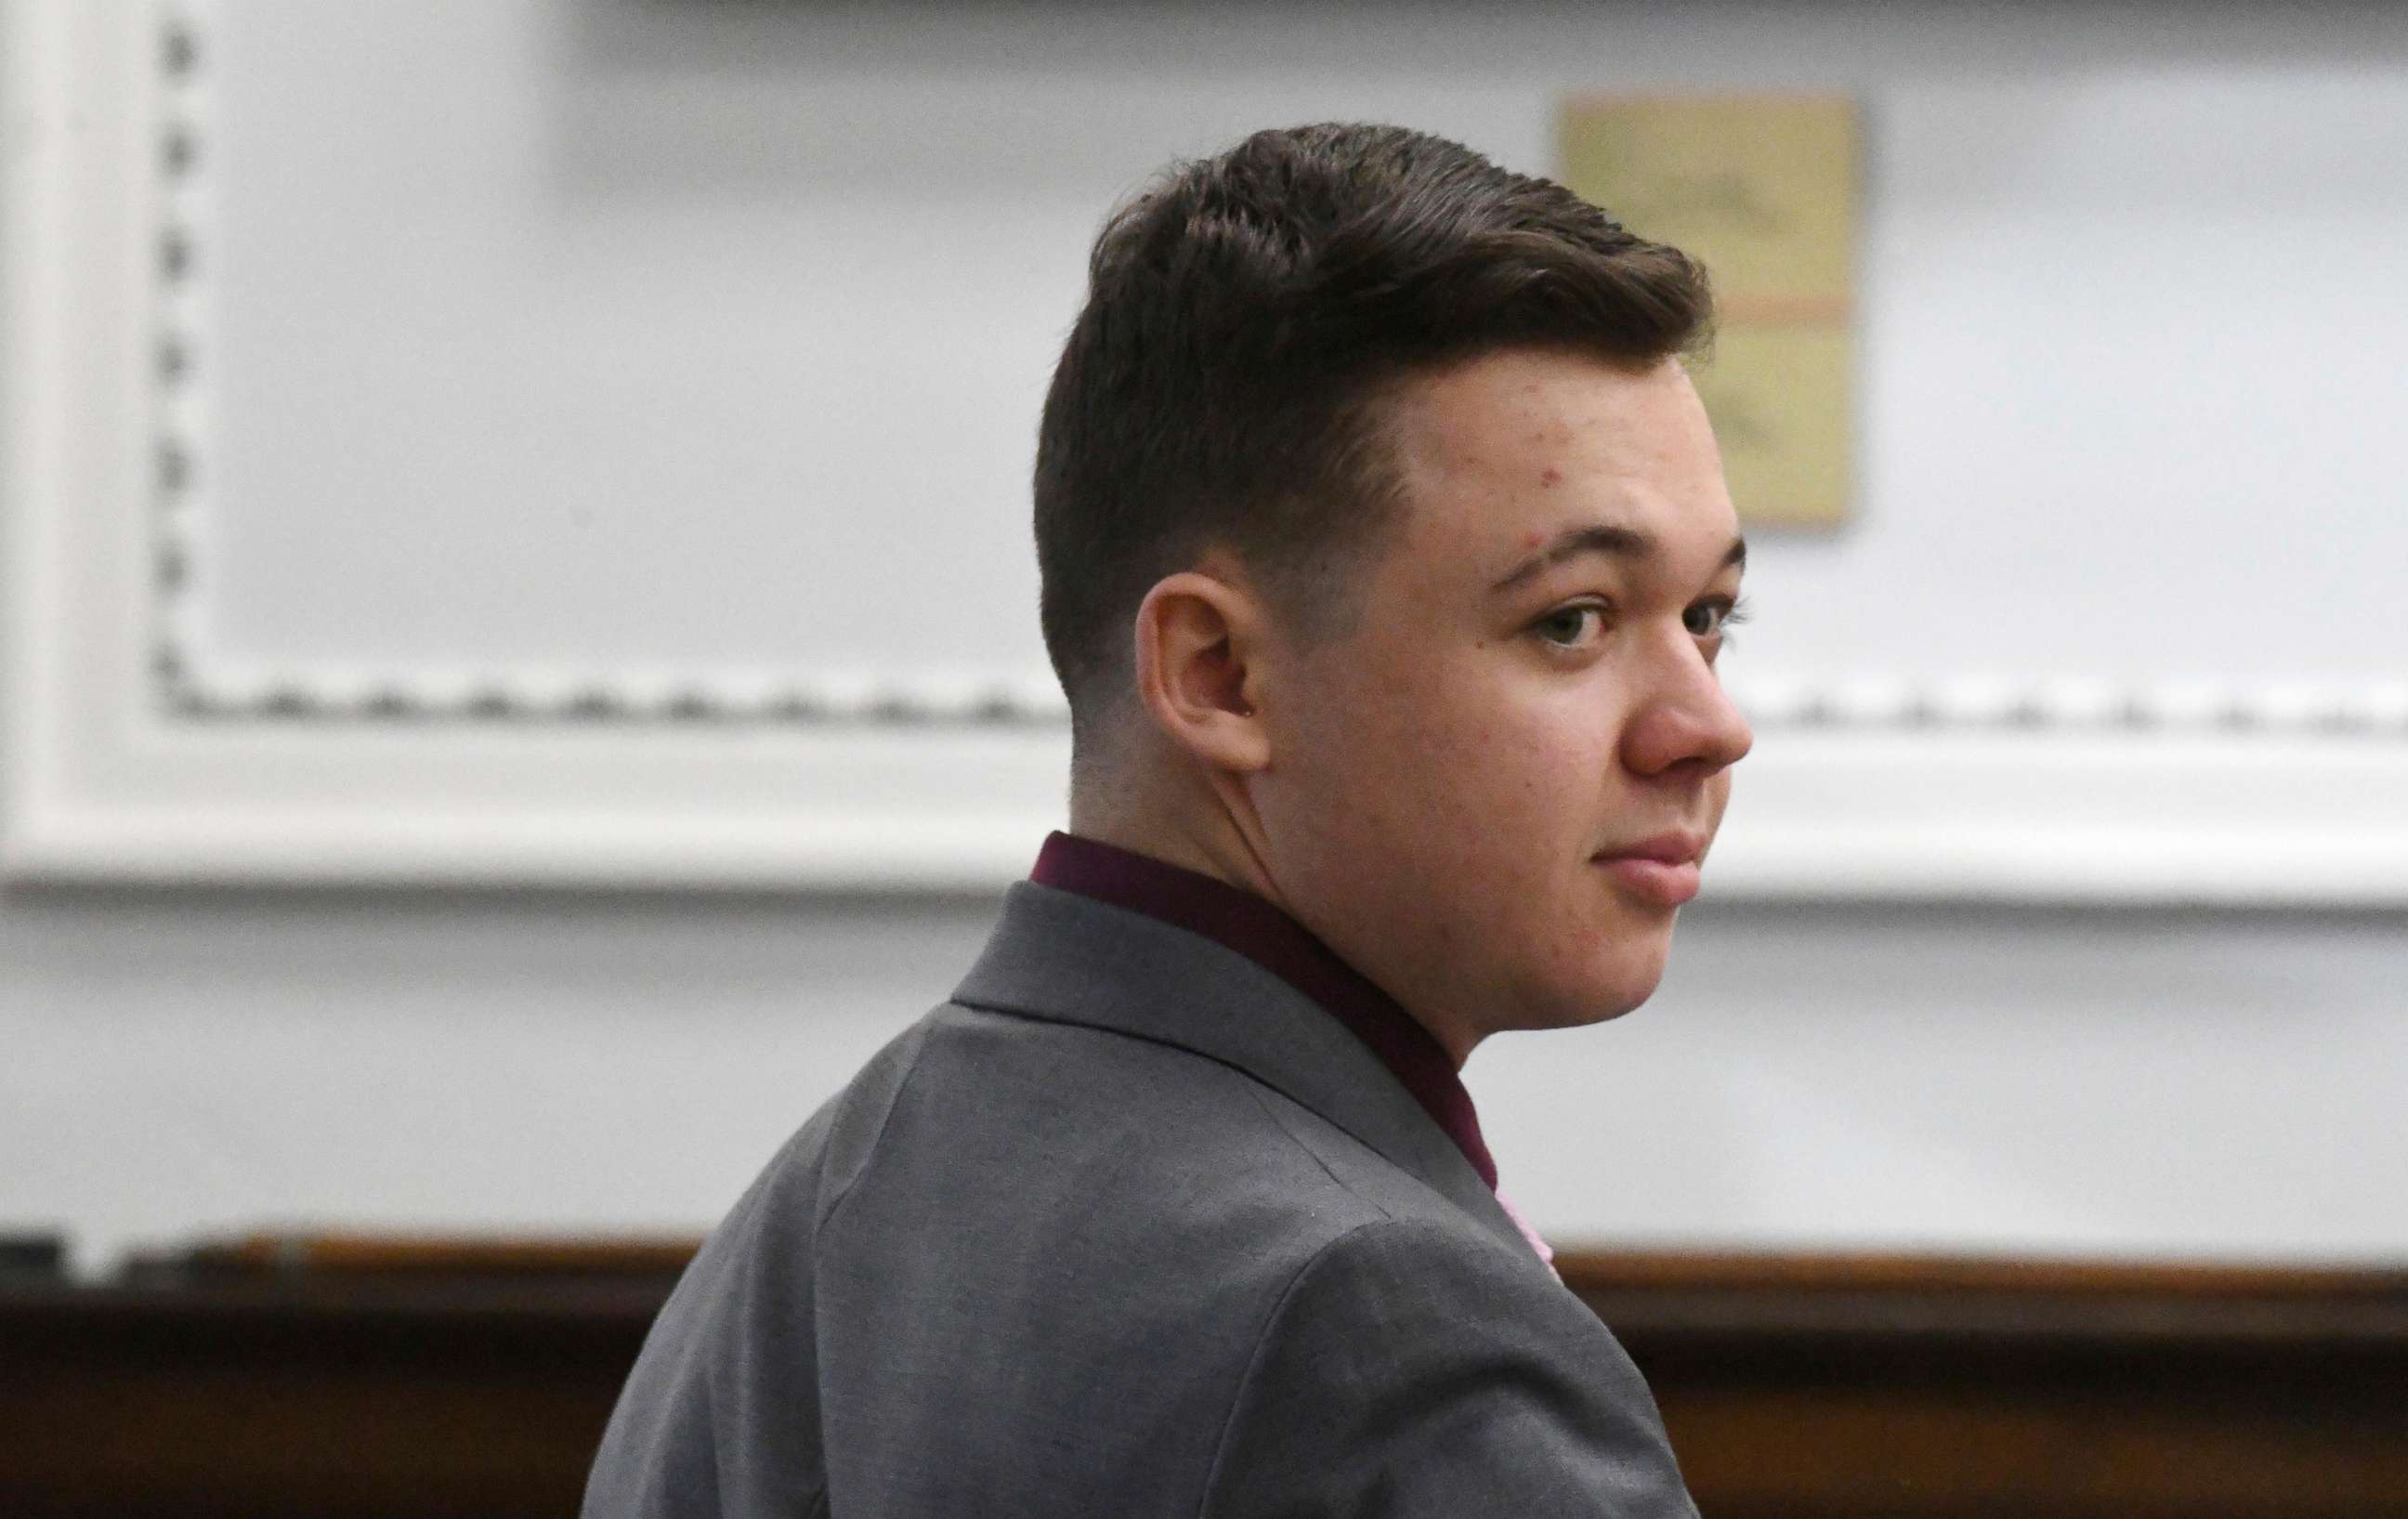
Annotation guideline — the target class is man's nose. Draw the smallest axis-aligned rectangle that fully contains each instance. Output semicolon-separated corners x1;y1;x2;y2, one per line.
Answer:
1619;637;1755;779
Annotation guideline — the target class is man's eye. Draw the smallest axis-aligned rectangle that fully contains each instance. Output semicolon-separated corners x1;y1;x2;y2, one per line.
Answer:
1533;605;1605;647
1684;594;1751;640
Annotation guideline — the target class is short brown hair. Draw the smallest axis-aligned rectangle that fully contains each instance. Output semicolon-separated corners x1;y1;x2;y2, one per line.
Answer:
1033;122;1712;739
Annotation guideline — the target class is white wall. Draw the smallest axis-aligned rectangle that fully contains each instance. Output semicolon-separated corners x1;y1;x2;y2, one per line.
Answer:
183;0;2408;690
7;885;2405;1277
5;0;2406;1277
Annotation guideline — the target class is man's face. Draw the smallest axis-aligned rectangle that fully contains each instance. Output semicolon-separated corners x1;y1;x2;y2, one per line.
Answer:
1248;349;1752;1062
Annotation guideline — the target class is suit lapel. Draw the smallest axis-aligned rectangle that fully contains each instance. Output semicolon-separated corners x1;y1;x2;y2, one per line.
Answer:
952;882;1530;1259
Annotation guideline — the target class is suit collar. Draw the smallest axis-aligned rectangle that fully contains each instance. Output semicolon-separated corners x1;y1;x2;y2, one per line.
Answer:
1028;831;1498;1188
952;881;1529;1258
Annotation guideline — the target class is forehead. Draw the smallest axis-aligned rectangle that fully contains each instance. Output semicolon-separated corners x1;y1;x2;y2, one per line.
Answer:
1379;349;1737;576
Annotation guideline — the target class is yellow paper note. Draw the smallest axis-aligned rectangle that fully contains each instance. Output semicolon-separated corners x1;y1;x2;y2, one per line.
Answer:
1688;323;1853;530
1560;95;1861;528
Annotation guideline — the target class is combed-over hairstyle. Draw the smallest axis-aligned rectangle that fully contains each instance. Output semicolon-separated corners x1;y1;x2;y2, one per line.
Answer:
1033;121;1713;743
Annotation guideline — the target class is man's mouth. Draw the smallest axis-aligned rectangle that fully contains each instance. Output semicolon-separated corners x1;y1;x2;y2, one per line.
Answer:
1592;832;1706;907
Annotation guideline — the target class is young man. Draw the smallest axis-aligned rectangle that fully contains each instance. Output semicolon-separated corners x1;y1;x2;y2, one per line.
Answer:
587;122;1751;1517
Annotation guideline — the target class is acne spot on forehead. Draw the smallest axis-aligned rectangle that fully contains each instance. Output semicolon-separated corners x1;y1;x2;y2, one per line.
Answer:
1521;530;1545;549
1539;467;1562;489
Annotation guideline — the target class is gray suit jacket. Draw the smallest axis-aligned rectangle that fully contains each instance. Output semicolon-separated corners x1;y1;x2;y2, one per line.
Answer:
584;881;1695;1517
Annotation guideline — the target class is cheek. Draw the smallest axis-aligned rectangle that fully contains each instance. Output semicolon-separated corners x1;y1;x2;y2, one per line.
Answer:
1412;704;1620;892
1289;651;1616;862
1404;701;1545;805
1472;695;1621;815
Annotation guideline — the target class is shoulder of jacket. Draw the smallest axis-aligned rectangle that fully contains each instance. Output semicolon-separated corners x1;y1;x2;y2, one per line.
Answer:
1280;1211;1534;1298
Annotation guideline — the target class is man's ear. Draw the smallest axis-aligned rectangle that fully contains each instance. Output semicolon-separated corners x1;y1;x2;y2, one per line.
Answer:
1131;570;1272;775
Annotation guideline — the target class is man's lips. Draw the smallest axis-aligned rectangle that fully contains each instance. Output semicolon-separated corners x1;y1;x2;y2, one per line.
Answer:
1592;832;1706;907
1597;831;1706;866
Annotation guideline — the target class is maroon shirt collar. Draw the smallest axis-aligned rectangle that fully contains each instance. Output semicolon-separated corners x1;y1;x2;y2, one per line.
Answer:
1029;831;1498;1191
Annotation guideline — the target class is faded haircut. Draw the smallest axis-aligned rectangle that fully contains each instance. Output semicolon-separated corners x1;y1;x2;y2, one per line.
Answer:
1033;121;1713;747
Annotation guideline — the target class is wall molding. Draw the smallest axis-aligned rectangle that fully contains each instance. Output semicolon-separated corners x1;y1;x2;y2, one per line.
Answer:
146;5;1084;736
137;8;2408;741
5;0;2405;897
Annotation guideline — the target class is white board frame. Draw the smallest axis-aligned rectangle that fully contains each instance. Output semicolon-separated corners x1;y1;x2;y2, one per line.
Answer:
6;0;2407;901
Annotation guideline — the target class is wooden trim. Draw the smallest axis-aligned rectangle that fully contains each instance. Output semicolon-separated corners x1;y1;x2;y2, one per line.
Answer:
1556;1248;2408;1299
10;1243;2405;1518
157;1230;707;1278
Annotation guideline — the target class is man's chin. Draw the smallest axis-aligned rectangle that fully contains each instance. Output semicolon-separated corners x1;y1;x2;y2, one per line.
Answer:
1582;947;1674;1021
1584;984;1661;1025
1511;964;1667;1033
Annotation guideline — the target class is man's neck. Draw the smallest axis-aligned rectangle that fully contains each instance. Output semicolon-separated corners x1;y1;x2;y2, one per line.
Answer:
1067;780;1292;920
1065;792;1489;1069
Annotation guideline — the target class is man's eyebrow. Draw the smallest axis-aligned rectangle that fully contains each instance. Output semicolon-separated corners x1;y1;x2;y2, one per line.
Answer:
1488;525;1748;594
